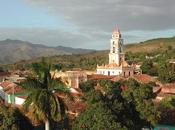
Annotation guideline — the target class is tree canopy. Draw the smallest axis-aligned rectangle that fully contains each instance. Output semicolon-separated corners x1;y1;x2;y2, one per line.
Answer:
0;104;33;130
73;79;160;130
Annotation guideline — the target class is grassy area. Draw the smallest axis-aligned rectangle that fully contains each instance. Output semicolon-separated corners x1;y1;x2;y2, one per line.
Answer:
125;36;175;53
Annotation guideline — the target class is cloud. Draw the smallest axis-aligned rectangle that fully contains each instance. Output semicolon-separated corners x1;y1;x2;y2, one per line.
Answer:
0;27;111;49
0;27;154;49
24;0;175;31
1;0;175;49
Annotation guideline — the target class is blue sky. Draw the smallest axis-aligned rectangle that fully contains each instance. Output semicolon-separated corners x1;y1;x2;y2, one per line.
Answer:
0;0;175;49
0;0;67;28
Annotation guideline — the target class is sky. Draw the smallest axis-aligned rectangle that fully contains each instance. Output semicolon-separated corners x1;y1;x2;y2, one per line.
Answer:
0;0;175;49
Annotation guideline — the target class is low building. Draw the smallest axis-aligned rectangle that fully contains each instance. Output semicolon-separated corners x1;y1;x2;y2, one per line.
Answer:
52;70;87;88
0;81;26;105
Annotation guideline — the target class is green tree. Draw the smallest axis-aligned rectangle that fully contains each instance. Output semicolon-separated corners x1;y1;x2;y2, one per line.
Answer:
158;62;175;83
122;79;160;126
158;96;175;125
79;80;96;93
73;79;159;130
73;90;127;130
141;60;158;76
159;96;175;109
20;59;72;130
0;104;33;130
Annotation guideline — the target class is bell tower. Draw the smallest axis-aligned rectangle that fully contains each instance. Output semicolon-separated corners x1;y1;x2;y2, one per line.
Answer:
109;26;124;65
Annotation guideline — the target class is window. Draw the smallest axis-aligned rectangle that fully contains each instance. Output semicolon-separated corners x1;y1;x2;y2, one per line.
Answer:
123;72;125;77
108;71;110;76
113;47;115;53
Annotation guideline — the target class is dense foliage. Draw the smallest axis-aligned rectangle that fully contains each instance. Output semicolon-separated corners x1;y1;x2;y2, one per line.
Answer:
158;96;175;125
0;104;33;130
73;79;160;130
140;60;158;76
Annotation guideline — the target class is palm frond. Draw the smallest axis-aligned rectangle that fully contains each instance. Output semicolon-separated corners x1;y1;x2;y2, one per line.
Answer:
23;94;33;112
57;96;68;119
20;77;43;91
20;59;72;124
50;95;62;121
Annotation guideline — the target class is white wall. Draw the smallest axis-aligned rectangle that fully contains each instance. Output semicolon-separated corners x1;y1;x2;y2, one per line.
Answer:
15;97;25;105
97;68;122;76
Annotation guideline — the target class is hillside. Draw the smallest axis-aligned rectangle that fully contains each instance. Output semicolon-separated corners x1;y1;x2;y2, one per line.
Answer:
0;39;95;64
0;36;175;64
125;36;175;53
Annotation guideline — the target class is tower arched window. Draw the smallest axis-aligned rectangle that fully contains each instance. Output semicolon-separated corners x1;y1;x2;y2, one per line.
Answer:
113;47;115;53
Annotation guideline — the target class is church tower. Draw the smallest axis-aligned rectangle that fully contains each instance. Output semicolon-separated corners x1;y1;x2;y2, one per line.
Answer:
109;27;124;66
96;26;134;76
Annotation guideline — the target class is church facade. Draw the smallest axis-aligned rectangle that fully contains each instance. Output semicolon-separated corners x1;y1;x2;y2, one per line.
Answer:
97;27;134;77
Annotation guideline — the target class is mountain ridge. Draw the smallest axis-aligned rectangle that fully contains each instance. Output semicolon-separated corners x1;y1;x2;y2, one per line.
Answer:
0;36;175;64
0;39;95;64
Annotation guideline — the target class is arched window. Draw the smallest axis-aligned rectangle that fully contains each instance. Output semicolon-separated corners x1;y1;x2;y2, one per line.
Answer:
108;71;110;76
123;72;125;77
113;47;115;53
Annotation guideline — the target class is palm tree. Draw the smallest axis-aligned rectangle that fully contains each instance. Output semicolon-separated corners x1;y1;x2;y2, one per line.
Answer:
21;59;72;130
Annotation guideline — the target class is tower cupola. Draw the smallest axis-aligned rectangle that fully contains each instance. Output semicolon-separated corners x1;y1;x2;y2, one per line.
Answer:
112;26;121;39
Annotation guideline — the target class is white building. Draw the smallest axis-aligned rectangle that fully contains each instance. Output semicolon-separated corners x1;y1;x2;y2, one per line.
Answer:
97;27;134;77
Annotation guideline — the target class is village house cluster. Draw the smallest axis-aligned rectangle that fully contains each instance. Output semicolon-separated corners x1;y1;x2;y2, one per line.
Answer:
0;27;175;119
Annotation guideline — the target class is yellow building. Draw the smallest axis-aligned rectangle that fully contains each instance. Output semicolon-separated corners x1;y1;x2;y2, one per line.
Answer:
52;70;87;88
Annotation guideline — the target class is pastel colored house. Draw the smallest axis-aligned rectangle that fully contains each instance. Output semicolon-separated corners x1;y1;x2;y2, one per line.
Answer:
0;81;27;105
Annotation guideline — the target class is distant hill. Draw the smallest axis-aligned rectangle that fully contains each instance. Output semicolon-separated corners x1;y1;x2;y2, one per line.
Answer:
55;46;94;54
0;36;175;64
0;39;95;64
125;36;175;53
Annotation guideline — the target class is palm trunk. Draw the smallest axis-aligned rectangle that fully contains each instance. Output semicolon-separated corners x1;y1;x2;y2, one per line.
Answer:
45;119;50;130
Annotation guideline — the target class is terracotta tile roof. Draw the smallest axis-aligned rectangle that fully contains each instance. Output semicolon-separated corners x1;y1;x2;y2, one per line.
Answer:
5;86;23;94
54;91;84;99
111;76;126;82
17;96;28;99
133;74;155;83
68;101;86;113
54;92;65;98
161;83;175;94
88;74;115;80
0;81;14;89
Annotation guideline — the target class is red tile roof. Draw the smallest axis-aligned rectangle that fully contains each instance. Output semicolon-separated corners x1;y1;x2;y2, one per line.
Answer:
54;91;84;99
5;86;23;94
112;76;126;82
161;83;175;94
133;74;155;83
67;101;86;114
88;74;115;80
0;81;14;89
17;96;28;99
